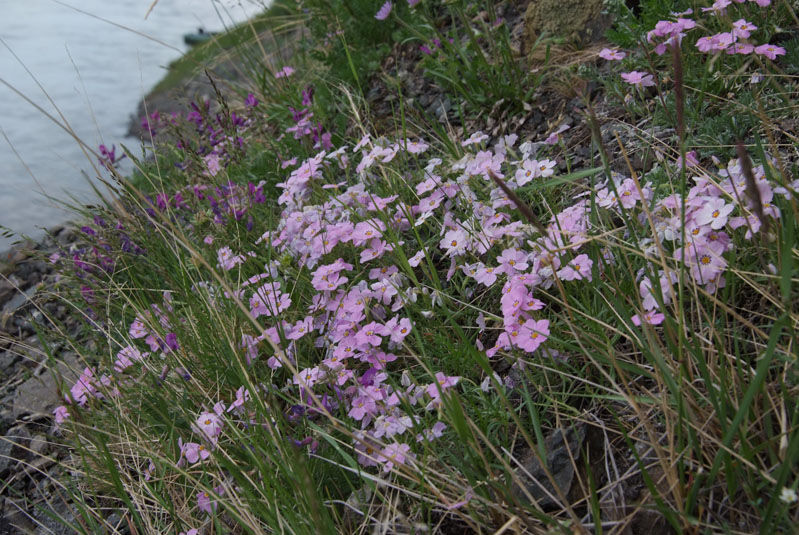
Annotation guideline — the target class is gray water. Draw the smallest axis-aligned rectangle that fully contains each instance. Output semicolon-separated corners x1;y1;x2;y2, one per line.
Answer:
0;0;263;250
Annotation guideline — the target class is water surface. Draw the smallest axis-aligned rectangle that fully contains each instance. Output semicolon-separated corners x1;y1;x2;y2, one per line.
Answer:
0;0;263;250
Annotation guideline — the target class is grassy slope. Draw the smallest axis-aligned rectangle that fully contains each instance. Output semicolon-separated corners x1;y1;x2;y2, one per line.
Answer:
36;1;799;534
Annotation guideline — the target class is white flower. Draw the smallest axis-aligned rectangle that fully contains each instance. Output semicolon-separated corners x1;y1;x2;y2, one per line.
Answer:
780;487;798;504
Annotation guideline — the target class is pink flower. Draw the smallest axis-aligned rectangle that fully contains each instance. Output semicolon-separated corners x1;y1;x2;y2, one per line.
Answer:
217;246;245;271
474;265;499;287
204;153;221;177
179;438;211;464
416;421;447;442
599;48;626;60
197;490;218;515
631;311;665;326
194;412;223;441
129;316;149;339
732;19;757;39
356;322;383;347
557;254;593;281
694;198;734;229
621;71;655;88
727;42;754;55
426;372;460;398
114;345;148;373
676;150;699;169
461;131;489;147
518;319;549;353
53;405;69;424
379;442;413;472
349;395;377;421
294;367;324;389
754;44;786;60
440;229;469;256
382;317;412;344
497;248;529;272
275;66;295;78
375;1;392;20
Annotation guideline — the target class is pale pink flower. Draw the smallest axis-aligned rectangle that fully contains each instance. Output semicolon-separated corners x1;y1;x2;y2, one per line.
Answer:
275;66;295;78
694;198;734;229
557;254;593;281
755;44;786;60
194;412;223;441
375;1;392;20
599;48;626;61
53;405;69;424
426;372;460;398
179;438;211;464
204;153;221;177
379;443;413;472
632;311;665;326
441;229;469;256
732;19;757;39
621;71;656;88
518;319;549;353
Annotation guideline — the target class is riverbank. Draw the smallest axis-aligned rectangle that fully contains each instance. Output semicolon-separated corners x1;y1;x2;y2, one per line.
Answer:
3;0;799;533
0;228;84;535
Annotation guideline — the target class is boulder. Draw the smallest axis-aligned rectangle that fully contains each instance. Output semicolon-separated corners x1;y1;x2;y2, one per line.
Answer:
511;423;586;510
523;0;612;52
12;354;80;419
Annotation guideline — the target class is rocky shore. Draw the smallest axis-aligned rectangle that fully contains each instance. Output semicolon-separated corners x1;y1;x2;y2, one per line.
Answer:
0;227;86;535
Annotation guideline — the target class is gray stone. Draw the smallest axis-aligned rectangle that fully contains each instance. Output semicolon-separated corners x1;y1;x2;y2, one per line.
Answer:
1;285;36;315
30;434;50;456
0;350;21;373
0;438;14;477
511;423;586;510
32;499;77;535
0;498;37;534
12;354;80;419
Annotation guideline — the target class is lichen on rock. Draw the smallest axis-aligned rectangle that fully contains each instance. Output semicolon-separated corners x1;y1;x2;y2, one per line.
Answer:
523;0;613;51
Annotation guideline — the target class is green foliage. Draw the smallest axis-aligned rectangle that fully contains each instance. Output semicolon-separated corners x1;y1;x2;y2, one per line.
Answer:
24;0;799;533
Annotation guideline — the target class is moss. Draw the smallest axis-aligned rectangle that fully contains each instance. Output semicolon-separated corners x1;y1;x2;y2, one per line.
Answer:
523;0;611;47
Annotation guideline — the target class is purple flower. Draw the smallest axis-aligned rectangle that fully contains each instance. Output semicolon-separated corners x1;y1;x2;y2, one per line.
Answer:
302;86;314;106
245;93;258;107
375;1;392;20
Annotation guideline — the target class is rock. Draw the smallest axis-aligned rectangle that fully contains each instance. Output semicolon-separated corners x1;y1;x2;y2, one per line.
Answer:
32;500;77;535
0;351;21;373
12;354;80;419
0;439;14;478
523;0;611;50
0;280;15;305
1;285;36;316
511;423;586;510
427;97;452;122
55;227;77;247
6;425;32;465
29;434;50;457
0;498;37;534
